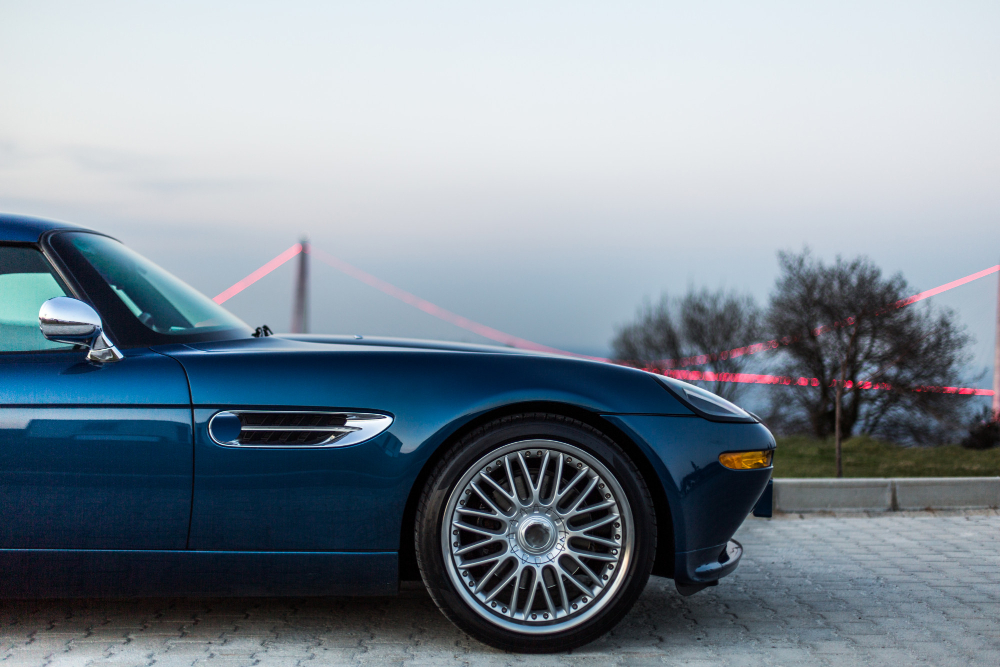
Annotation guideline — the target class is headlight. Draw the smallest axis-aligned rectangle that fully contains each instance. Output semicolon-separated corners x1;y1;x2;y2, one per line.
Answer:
655;376;756;423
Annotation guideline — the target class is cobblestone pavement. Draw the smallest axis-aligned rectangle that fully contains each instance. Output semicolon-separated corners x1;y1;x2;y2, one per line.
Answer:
2;511;998;666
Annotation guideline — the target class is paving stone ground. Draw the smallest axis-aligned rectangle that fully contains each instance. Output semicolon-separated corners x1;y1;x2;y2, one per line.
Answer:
2;511;998;666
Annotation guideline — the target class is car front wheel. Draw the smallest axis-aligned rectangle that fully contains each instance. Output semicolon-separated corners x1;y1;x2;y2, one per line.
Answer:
415;414;656;652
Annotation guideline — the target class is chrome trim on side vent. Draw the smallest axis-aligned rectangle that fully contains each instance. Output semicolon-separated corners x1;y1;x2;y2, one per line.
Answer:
208;410;393;449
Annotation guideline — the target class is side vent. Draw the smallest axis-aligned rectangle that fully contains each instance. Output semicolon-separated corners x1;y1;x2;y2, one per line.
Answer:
208;411;392;449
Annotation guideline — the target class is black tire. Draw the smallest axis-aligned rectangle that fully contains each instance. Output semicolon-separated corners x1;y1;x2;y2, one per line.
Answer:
414;413;656;652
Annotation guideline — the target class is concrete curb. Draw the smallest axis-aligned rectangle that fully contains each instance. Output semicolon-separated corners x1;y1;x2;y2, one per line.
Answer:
773;477;1000;513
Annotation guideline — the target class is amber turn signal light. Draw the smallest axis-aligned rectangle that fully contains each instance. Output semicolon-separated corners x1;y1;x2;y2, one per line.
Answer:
719;450;773;470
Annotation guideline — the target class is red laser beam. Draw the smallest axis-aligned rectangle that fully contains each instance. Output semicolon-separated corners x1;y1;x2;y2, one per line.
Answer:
209;244;994;396
652;368;994;396
213;244;302;304
896;264;1000;308
309;247;600;359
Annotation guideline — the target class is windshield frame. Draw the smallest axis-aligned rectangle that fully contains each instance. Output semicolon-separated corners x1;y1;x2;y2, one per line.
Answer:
45;230;253;348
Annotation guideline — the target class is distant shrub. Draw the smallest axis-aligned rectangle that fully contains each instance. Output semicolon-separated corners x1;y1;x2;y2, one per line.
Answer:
961;408;999;450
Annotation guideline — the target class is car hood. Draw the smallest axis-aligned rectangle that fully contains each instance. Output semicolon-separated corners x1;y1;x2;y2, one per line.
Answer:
159;334;692;419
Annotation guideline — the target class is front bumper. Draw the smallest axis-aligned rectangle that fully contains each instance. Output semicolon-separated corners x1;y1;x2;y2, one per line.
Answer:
674;539;742;595
604;415;773;590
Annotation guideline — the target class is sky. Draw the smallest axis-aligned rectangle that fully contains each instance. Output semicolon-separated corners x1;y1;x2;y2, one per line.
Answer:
2;1;998;396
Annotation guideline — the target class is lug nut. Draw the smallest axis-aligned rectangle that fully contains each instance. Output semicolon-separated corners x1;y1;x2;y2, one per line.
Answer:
502;607;507;613
578;463;583;469
605;493;611;499
615;534;621;539
543;613;549;619
572;603;578;610
531;613;537;619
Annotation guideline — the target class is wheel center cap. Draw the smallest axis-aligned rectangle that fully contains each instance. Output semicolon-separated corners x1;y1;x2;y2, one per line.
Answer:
517;515;557;554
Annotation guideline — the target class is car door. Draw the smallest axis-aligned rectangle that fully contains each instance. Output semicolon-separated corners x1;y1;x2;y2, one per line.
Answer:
166;339;414;554
0;243;193;550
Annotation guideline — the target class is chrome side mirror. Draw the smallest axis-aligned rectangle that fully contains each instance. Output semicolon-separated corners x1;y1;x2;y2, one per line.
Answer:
39;297;124;363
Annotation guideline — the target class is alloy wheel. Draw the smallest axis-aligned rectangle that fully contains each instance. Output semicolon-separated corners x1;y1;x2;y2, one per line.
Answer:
441;439;634;634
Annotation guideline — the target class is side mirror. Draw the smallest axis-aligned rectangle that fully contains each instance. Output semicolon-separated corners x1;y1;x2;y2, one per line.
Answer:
39;297;124;363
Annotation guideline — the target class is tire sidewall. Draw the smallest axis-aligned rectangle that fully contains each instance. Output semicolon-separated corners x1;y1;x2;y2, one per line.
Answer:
416;415;656;652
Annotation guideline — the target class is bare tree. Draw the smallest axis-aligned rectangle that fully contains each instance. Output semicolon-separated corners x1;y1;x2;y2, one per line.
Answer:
612;288;764;401
611;297;683;370
767;249;974;447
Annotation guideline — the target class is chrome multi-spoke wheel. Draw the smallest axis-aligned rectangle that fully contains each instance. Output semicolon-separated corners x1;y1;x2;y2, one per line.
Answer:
416;414;656;653
443;440;633;632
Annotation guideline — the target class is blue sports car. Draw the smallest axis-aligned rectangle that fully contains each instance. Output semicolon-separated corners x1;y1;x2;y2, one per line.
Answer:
0;214;774;652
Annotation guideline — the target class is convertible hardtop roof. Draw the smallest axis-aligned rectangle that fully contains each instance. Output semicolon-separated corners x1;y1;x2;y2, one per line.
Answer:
0;213;95;243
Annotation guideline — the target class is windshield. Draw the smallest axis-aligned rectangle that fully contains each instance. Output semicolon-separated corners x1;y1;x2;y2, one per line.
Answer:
67;233;250;336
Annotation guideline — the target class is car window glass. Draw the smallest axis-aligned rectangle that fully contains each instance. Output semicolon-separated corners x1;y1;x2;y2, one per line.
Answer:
0;246;73;352
67;233;249;336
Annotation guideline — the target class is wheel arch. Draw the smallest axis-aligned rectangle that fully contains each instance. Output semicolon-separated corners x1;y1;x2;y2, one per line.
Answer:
397;400;675;582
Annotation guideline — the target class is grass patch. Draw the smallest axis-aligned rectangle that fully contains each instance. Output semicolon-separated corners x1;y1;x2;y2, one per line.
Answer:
773;435;1000;478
